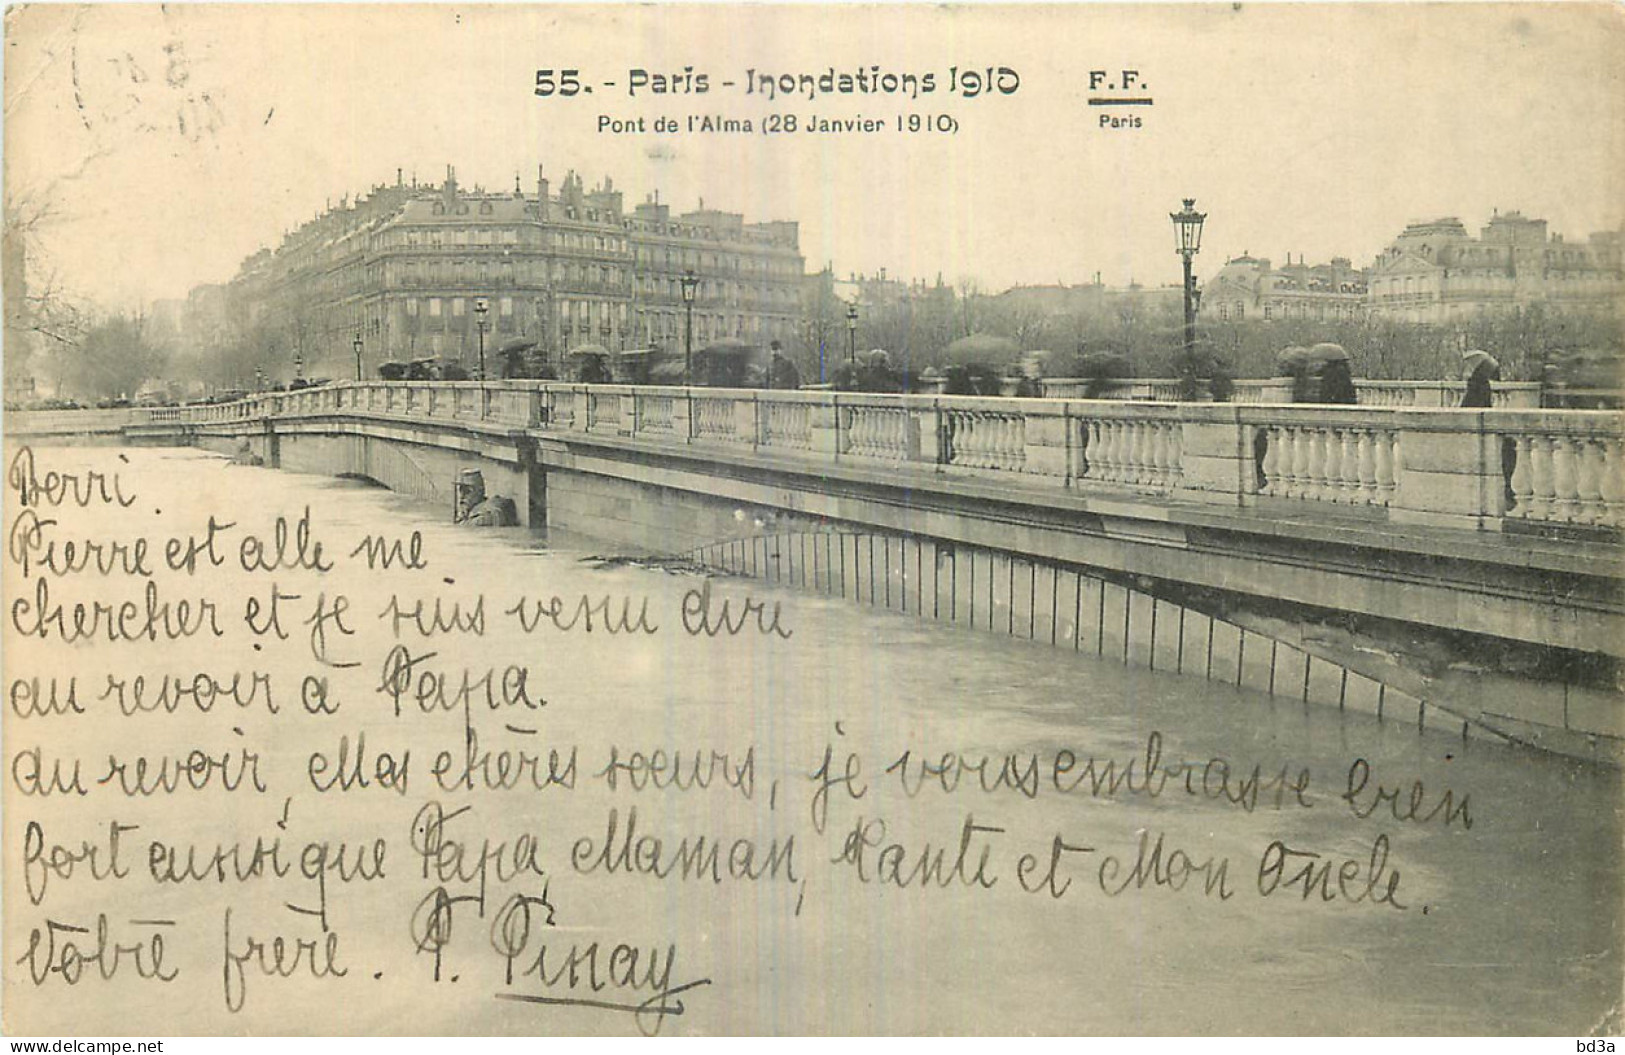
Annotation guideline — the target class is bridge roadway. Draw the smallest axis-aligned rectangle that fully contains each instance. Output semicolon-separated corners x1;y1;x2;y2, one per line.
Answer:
8;380;1623;758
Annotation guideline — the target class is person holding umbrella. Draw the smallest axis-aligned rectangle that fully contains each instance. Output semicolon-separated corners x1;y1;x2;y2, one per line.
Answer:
1461;349;1500;408
1308;343;1357;404
1461;349;1516;508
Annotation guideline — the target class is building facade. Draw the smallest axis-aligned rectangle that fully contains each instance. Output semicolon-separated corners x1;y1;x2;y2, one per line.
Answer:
1202;253;1368;323
1366;211;1624;323
213;166;804;379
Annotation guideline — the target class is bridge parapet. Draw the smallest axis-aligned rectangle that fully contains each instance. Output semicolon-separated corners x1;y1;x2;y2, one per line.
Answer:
10;380;1620;533
992;377;1544;406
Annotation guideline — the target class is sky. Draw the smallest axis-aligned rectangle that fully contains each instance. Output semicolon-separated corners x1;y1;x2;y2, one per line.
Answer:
5;2;1624;312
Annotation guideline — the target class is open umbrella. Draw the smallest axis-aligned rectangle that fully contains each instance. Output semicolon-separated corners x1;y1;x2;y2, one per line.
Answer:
1461;349;1499;378
1304;342;1351;363
1275;346;1311;373
566;343;611;358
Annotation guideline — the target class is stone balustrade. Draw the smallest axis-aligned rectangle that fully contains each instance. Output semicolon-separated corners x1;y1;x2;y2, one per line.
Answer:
1499;413;1625;529
11;380;1619;532
1034;377;1542;407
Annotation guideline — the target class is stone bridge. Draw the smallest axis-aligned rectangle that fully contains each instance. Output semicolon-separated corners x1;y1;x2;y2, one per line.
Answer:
9;380;1622;760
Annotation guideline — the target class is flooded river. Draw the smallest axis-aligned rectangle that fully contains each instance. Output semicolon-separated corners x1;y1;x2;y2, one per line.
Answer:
3;446;1619;1035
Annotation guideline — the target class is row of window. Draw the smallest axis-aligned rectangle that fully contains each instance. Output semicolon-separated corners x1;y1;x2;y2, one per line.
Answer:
403;296;516;319
377;224;801;274
383;295;792;342
1212;301;1362;321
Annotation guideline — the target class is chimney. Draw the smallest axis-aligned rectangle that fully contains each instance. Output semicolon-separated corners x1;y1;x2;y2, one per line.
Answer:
536;165;550;219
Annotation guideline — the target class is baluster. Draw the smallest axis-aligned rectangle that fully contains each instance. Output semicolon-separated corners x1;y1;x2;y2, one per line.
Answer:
1125;420;1144;483
1258;426;1280;495
1096;420;1115;480
1297;427;1321;500
1112;420;1132;482
1575;437;1606;525
1284;426;1307;499
1599;438;1624;529
1318;428;1340;501
1106;421;1126;482
1317;427;1337;499
1526;435;1555;521
1551;435;1579;521
1148;422;1168;488
1507;434;1533;517
1356;430;1377;505
1337;428;1360;502
1111;422;1137;484
1165;422;1184;485
1321;427;1343;501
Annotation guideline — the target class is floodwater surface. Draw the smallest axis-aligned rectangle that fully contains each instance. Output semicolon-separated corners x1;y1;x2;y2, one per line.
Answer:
3;446;1619;1036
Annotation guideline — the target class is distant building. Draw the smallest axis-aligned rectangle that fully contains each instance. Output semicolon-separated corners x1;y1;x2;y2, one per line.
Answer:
208;165;803;377
1202;253;1367;323
990;282;1109;317
1366;211;1624;323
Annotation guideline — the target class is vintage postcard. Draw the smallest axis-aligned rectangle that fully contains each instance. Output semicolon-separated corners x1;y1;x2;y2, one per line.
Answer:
3;2;1622;1038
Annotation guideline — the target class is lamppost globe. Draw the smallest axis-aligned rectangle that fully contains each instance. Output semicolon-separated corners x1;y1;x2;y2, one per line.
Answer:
1170;198;1206;255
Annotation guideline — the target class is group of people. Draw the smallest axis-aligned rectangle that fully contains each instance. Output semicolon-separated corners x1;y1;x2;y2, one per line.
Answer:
1281;342;1500;408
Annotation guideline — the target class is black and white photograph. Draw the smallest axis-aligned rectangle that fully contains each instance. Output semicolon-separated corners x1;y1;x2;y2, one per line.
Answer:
2;2;1622;1039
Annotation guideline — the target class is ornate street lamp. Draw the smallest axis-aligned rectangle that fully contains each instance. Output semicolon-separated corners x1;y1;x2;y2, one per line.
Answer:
353;333;364;381
680;270;699;386
473;297;490;379
1170;197;1207;385
846;303;859;365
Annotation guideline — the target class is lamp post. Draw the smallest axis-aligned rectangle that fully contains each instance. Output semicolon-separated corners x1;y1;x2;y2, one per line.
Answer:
680;269;699;386
353;333;364;381
846;303;858;365
293;351;304;383
473;297;490;379
1170;197;1207;380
